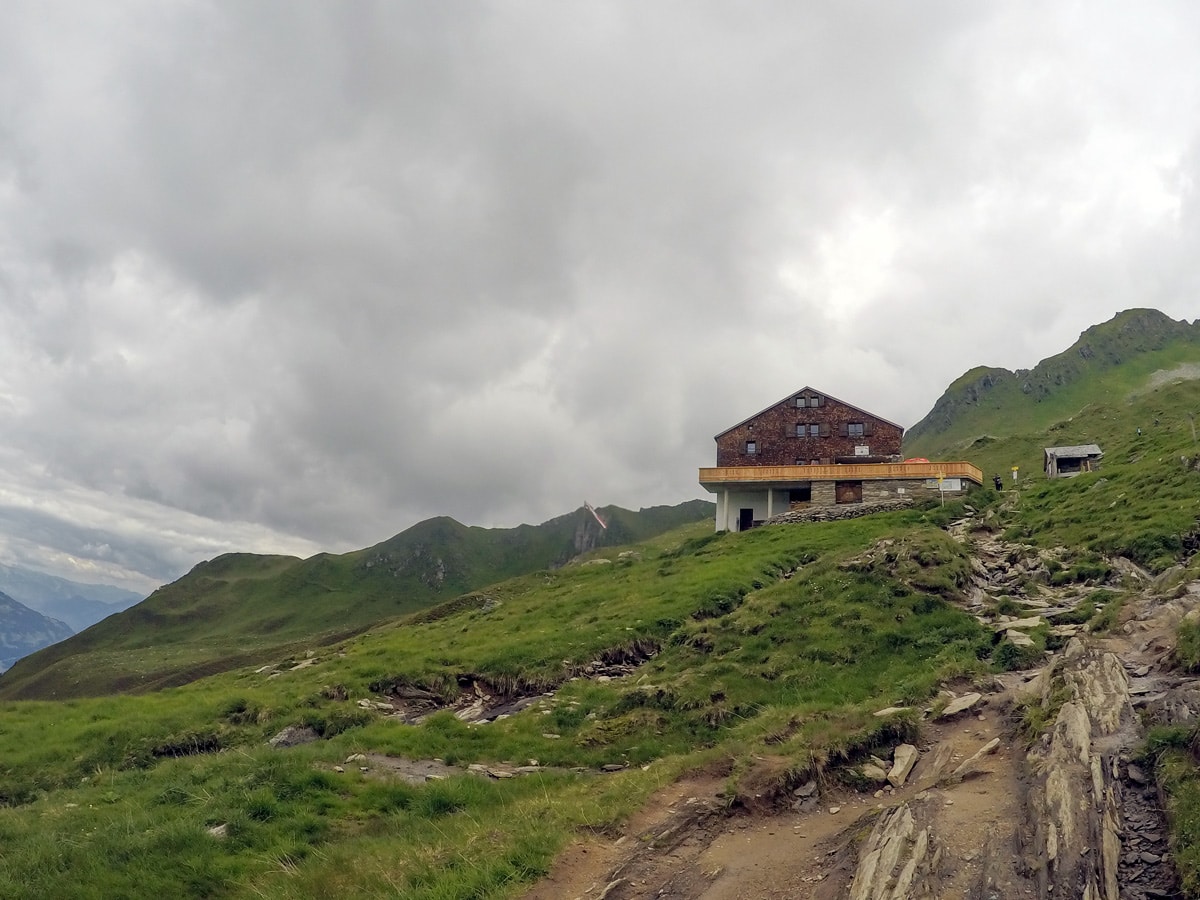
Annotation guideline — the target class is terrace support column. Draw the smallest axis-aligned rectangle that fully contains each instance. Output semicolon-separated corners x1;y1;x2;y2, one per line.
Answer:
722;489;730;532
767;489;774;519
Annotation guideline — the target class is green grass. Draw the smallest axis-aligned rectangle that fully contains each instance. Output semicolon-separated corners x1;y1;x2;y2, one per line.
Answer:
0;507;997;897
0;501;713;701
1146;729;1200;896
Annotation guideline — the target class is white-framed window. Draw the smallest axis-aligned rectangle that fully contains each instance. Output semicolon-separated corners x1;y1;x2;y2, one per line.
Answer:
746;440;757;455
848;422;865;437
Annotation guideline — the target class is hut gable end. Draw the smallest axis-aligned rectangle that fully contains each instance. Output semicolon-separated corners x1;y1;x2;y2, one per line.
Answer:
714;387;904;467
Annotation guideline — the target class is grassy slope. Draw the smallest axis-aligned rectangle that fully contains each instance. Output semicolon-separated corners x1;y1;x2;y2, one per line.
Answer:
0;509;993;898
0;500;712;701
904;308;1200;461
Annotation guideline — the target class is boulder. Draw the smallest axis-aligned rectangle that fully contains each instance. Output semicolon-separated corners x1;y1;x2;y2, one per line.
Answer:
949;738;1001;782
937;692;982;719
862;763;890;782
267;725;320;748
888;743;919;788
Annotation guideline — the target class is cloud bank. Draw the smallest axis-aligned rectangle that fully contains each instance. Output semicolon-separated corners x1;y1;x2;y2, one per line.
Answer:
1;1;1198;591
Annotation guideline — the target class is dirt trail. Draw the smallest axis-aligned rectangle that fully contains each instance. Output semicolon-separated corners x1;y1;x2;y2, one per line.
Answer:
520;510;1200;900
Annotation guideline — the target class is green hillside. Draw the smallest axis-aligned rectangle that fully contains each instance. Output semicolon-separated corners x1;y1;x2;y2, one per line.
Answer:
0;507;992;898
905;308;1200;460
0;500;712;701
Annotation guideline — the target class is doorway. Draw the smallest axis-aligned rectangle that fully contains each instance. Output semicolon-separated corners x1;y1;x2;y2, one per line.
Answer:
738;508;755;531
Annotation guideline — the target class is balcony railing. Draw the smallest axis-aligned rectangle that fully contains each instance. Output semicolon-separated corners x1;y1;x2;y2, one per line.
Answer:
698;461;983;486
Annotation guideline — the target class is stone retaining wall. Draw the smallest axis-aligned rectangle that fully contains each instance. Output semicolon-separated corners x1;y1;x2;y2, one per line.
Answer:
766;498;914;525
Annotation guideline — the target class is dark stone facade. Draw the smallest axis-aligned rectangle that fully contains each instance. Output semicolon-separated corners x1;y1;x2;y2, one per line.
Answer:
715;387;904;467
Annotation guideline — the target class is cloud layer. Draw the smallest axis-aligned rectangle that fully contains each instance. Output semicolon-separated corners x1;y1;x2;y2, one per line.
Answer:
2;2;1199;591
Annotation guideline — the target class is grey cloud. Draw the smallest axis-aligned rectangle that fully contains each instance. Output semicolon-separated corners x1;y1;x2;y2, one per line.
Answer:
1;2;1199;588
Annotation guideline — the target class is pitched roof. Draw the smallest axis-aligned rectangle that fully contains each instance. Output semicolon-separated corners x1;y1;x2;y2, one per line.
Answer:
1044;444;1104;458
714;386;905;439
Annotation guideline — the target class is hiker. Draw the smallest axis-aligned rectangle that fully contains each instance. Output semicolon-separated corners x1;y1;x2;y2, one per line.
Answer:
993;474;1003;491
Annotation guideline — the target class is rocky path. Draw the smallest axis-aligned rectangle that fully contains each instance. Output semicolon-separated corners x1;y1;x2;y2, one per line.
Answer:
520;511;1200;899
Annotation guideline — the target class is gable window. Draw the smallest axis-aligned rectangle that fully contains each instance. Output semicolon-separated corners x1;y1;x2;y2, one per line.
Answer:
795;395;823;408
808;396;821;407
848;422;865;437
745;440;757;455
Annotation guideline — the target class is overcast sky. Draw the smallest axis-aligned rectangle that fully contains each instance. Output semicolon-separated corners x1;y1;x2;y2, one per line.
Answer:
2;2;1199;593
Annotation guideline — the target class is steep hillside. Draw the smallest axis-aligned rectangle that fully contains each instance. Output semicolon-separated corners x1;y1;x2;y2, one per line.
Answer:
904;308;1200;459
0;590;73;671
0;500;712;700
0;563;142;632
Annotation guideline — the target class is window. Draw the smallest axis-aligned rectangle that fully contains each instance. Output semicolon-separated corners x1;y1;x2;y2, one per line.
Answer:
796;395;822;408
794;458;807;465
848;422;865;437
810;423;820;436
808;396;821;407
795;423;805;437
745;441;757;455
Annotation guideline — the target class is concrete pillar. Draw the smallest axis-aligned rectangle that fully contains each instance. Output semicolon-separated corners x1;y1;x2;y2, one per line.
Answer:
722;489;730;532
766;489;774;519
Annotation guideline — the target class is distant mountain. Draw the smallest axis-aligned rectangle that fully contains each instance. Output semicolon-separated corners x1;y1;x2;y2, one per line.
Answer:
904;308;1200;458
0;500;714;699
0;590;73;671
0;564;143;632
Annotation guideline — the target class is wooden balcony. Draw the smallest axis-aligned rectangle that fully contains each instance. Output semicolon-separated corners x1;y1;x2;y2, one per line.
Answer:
698;461;982;488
